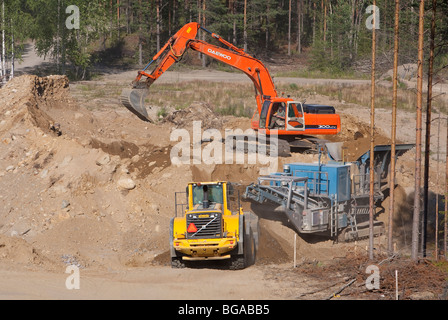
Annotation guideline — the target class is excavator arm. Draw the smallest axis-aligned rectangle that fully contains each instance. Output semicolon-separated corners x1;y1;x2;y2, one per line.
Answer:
121;22;278;122
189;39;277;98
121;22;200;121
132;22;200;88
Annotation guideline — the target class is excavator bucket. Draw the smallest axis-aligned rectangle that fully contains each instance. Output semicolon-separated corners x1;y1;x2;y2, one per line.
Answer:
120;87;153;122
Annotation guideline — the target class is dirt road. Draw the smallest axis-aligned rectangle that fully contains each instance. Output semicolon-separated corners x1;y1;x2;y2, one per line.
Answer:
0;263;301;300
107;68;372;86
14;42;50;74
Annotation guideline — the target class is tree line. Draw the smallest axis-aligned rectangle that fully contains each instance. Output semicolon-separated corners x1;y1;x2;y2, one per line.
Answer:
0;0;447;81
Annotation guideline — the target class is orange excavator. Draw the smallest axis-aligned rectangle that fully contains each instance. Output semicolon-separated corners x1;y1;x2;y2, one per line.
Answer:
121;22;341;155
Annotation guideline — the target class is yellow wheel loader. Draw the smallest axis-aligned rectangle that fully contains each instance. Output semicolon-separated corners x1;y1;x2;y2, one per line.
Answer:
169;181;259;269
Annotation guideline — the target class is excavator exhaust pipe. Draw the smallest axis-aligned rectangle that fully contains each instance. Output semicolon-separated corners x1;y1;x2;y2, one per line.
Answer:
120;87;153;122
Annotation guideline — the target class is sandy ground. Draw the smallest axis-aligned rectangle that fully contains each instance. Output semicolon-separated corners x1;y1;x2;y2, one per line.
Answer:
0;46;446;300
0;265;294;300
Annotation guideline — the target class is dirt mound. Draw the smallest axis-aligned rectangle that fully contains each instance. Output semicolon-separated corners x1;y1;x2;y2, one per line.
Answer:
325;113;398;162
128;145;172;179
257;220;292;265
163;102;224;130
32;216;122;270
0;75;175;270
0;234;56;269
190;164;263;185
0;75;68;136
90;138;140;159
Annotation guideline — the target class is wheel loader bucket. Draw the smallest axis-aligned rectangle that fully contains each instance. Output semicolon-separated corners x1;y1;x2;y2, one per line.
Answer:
120;88;153;122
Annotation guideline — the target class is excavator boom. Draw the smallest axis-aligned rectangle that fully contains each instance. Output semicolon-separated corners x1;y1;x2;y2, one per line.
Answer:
121;22;277;121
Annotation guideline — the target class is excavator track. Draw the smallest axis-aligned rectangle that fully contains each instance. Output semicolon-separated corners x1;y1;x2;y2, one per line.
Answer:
120;88;153;122
228;135;292;157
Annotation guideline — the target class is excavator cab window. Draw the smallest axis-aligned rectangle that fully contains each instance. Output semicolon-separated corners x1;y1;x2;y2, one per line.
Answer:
269;102;287;129
288;104;296;117
259;100;271;129
286;102;305;131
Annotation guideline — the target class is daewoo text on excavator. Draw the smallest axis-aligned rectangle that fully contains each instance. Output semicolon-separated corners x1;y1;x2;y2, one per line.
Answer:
121;22;341;156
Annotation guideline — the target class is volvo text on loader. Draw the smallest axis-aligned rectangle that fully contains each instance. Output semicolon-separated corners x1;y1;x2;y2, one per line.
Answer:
170;181;259;269
121;22;341;156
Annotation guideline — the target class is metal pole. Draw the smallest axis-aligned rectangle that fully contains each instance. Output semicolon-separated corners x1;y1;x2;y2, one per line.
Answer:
388;0;400;254
286;181;293;211
369;0;377;261
395;270;399;300
304;180;308;209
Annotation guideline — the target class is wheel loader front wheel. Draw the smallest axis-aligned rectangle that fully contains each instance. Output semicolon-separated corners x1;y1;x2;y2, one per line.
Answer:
244;229;256;267
229;222;257;270
171;257;186;268
229;255;245;270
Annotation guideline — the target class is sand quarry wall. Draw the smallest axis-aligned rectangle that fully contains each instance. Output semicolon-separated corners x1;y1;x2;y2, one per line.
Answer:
0;75;424;273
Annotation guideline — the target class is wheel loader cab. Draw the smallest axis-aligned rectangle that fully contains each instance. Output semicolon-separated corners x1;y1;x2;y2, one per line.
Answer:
170;181;259;269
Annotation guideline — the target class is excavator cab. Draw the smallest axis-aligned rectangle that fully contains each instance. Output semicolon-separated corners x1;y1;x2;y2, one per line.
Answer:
260;99;305;131
268;102;287;129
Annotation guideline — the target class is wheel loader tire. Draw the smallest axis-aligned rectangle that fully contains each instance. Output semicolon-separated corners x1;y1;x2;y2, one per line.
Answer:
229;228;253;270
229;255;245;270
244;228;256;267
171;257;186;269
229;219;256;270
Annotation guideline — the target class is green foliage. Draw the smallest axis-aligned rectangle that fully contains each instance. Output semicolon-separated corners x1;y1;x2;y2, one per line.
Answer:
0;0;447;80
309;0;448;76
157;106;168;119
22;0;109;79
